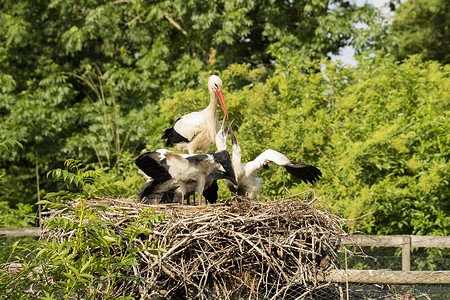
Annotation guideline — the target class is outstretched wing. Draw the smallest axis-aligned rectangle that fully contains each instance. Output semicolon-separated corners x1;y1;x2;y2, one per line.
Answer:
245;149;322;184
284;162;322;184
244;149;289;177
135;151;173;199
135;151;170;179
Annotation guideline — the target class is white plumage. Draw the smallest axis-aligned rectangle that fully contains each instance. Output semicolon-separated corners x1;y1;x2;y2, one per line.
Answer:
162;75;228;154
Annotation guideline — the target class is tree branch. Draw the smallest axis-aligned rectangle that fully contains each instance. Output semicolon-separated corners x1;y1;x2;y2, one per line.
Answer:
164;12;188;36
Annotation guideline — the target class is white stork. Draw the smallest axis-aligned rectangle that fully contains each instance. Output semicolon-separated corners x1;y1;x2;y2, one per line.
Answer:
223;128;322;198
135;149;236;205
161;75;228;154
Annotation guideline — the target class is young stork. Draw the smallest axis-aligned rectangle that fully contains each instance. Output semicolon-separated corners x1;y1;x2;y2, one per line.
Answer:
135;148;236;205
161;75;228;154
168;116;234;204
219;128;322;199
215;116;232;152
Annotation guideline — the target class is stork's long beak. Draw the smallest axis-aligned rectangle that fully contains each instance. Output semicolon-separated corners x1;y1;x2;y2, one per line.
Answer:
215;90;228;119
225;119;234;135
229;127;238;146
220;115;227;132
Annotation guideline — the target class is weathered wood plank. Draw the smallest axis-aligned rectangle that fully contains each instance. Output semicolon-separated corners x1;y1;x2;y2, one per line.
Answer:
341;235;406;247
341;235;450;248
320;270;450;284
411;235;450;248
0;228;41;237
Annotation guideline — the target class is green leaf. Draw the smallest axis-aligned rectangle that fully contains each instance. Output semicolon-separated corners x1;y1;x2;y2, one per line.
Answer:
63;272;76;282
68;265;79;276
80;273;95;279
36;200;52;205
102;236;116;243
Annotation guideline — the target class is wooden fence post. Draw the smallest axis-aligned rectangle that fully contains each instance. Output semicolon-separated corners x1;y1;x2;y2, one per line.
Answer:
402;235;411;271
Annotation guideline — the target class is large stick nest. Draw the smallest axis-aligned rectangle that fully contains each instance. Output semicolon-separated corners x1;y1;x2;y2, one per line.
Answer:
43;191;347;299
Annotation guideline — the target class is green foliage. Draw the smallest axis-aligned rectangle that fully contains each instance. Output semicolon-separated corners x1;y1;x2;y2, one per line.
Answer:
0;201;34;228
0;139;23;152
0;139;23;189
46;158;128;199
0;0;382;213
322;54;449;236
0;164;165;299
0;0;447;239
0;139;34;227
386;0;450;64
0;0;447;294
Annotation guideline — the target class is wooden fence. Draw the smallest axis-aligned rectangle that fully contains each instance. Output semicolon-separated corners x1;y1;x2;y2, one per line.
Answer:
2;228;449;285
326;234;450;284
0;228;41;237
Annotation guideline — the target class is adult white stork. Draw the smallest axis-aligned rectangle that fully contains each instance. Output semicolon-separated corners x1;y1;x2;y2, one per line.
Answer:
135;149;236;205
161;75;228;154
223;128;322;198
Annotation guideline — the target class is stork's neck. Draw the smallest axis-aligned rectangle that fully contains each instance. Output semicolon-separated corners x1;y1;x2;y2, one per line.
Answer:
231;144;243;177
205;90;218;116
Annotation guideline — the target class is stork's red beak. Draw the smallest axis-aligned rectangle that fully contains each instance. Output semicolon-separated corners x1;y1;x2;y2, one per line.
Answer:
215;90;228;119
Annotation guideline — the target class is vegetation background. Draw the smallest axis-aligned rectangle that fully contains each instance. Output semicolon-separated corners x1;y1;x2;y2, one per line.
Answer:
0;0;449;297
0;0;448;238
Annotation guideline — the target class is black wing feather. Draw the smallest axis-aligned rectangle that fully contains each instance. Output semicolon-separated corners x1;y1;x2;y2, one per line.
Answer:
285;162;322;185
212;150;237;185
135;152;173;199
203;180;218;204
161;126;190;146
186;154;208;165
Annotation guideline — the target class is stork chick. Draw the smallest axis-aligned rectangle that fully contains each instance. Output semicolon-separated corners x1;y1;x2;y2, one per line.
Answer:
226;128;322;198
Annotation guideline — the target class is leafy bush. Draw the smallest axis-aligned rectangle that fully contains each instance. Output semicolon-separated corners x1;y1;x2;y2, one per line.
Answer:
0;160;165;299
0;140;35;227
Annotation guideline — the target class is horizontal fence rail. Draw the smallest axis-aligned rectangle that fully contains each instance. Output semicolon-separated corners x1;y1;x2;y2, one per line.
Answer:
341;235;450;248
0;228;41;237
320;270;450;284
341;234;450;272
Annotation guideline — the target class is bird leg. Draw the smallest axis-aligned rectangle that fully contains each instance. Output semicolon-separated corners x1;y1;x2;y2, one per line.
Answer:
197;179;206;206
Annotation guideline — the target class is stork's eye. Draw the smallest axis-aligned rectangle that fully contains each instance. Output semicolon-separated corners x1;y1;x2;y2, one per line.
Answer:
214;83;219;89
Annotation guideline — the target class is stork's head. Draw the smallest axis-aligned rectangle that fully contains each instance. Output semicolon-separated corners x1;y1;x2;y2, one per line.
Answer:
215;116;233;151
208;75;228;119
211;150;237;186
208;75;222;92
229;127;241;156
